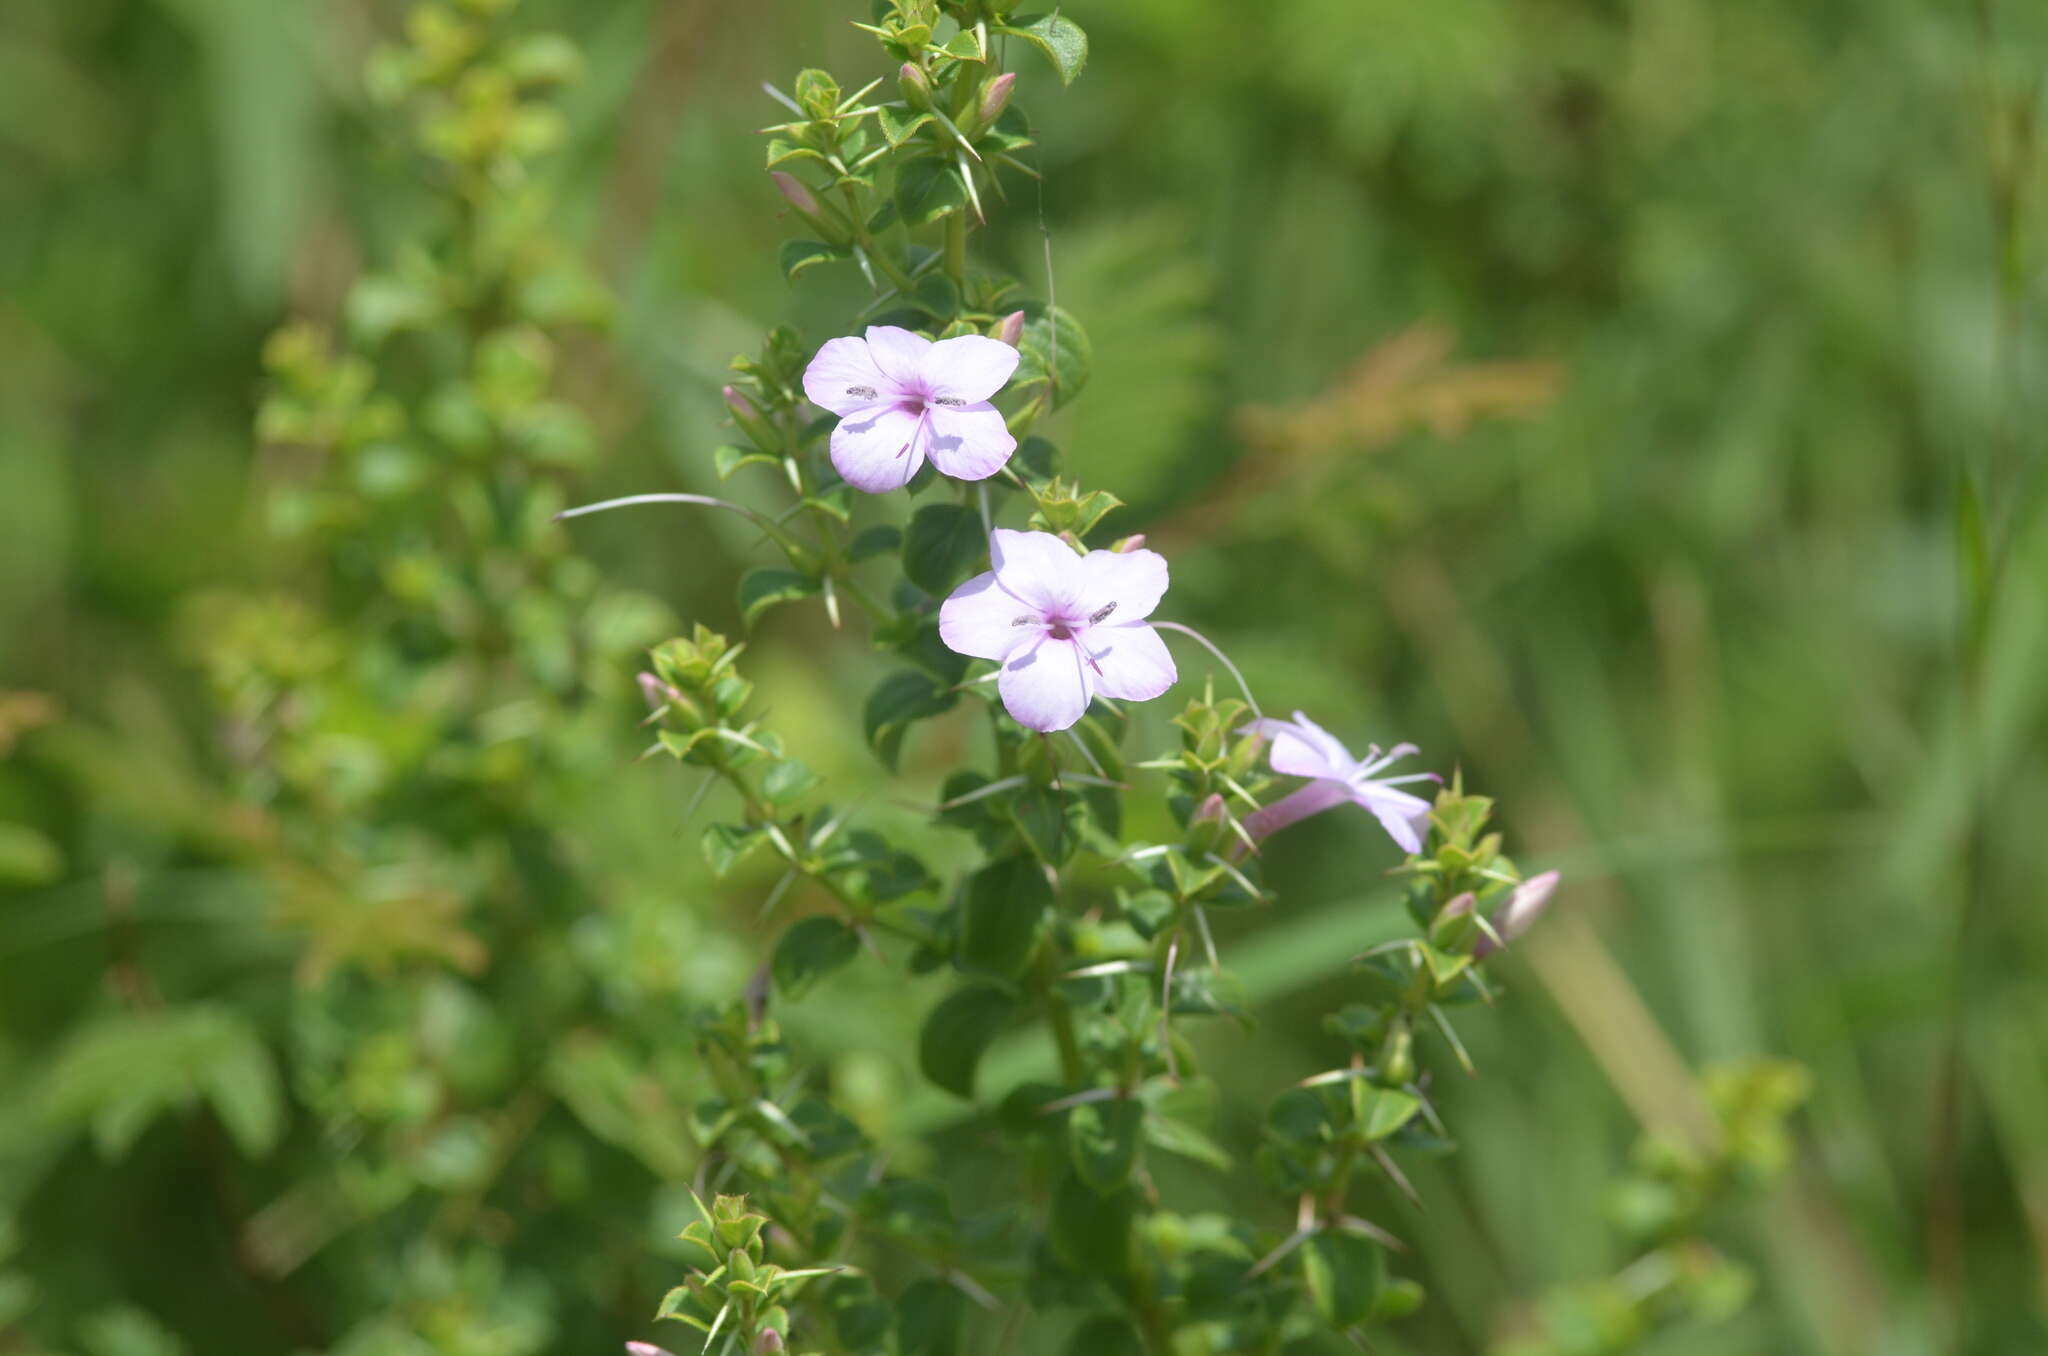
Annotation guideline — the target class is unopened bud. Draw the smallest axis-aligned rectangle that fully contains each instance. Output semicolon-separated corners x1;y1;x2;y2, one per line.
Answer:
1110;533;1147;553
996;309;1025;347
752;1333;784;1354
898;62;932;109
721;384;757;419
976;71;1016;126
626;1344;678;1356
637;672;683;711
1474;870;1559;958
769;170;819;217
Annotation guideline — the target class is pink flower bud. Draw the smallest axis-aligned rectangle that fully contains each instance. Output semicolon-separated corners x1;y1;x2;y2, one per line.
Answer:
1111;534;1147;553
753;1333;784;1354
722;384;757;419
898;62;931;109
977;71;1016;125
626;1344;678;1356
1192;792;1226;824
769;170;819;217
1475;871;1559;958
996;309;1025;347
637;672;682;710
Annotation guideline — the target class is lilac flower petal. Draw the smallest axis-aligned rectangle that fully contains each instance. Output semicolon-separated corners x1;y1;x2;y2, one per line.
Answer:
990;528;1084;615
1242;715;1353;780
999;635;1092;732
938;570;1033;662
1077;547;1169;621
924;402;1016;481
1352;784;1433;854
1243;779;1353;841
802;336;897;416
922;334;1021;403
1087;622;1177;702
830;405;926;493
863;324;930;386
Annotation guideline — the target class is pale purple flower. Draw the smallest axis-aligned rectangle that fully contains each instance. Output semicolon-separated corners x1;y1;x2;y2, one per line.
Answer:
801;326;1019;493
939;529;1177;733
1239;712;1437;853
1474;870;1559;957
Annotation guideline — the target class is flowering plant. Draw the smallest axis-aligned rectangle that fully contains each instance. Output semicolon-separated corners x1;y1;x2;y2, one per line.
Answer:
561;4;1577;1353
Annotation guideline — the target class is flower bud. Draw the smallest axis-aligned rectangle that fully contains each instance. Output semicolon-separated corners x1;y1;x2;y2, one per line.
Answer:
721;384;757;420
898;61;932;110
753;1333;784;1354
1110;533;1147;553
626;1344;678;1356
995;309;1025;347
976;71;1016;126
1474;870;1559;958
769;170;819;217
636;672;675;711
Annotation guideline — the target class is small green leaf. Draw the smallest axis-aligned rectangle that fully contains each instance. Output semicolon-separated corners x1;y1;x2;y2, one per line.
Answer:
1303;1229;1386;1329
864;670;959;771
1048;1170;1134;1278
895;1277;968;1356
895;155;970;226
737;567;821;627
1069;1097;1144;1194
848;524;903;562
995;13;1089;86
781;239;848;281
702;823;768;877
918;985;1017;1098
772;916;860;999
960;855;1051;980
1356;1086;1422;1142
1143;1108;1234;1172
1015;306;1092;408
877;103;933;147
901;503;986;594
761;758;820;806
714;443;779;480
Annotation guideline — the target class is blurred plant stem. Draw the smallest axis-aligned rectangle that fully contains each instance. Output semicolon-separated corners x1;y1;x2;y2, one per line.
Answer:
1927;4;2041;1346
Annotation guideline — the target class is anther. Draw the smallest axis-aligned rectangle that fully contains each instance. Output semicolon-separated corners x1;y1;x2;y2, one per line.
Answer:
1088;601;1118;624
932;396;966;407
1012;615;1040;627
846;384;878;399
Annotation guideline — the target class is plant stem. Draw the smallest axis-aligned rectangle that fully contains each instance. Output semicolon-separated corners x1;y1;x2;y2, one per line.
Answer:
943;212;968;291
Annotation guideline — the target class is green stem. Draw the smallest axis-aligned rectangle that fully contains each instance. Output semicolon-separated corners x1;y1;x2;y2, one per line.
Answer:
943;212;968;292
1038;944;1085;1085
841;184;916;293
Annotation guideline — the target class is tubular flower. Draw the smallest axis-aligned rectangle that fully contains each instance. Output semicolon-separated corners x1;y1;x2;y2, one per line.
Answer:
1239;712;1438;852
801;325;1019;493
939;529;1178;733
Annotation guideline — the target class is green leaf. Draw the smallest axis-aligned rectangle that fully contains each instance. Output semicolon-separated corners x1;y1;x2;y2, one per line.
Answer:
895;155;970;226
702;822;769;877
848;523;903;562
1069;1097;1144;1194
918;985;1017;1098
0;823;61;888
1356;1086;1422;1142
1015;306;1092;408
996;13;1089;86
1048;1170;1134;1278
901;503;986;594
1143;1108;1234;1172
895;1277;968;1356
877;103;933;148
761;757;820;806
772;916;861;999
713;443;779;480
1303;1229;1387;1329
737;567;820;627
1063;1318;1146;1356
781;239;848;282
863;670;959;771
960;855;1051;980
41;1008;281;1160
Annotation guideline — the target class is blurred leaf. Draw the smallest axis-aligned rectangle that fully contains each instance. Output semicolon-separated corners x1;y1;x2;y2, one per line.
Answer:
1069;1097;1143;1194
1303;1229;1386;1329
863;670;959;771
773;916;861;999
41;1007;281;1159
919;985;1016;1098
995;14;1089;86
737;567;821;627
901;503;986;594
960;854;1050;979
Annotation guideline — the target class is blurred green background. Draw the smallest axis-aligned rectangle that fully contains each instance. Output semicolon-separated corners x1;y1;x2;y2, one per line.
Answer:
3;0;2045;1354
